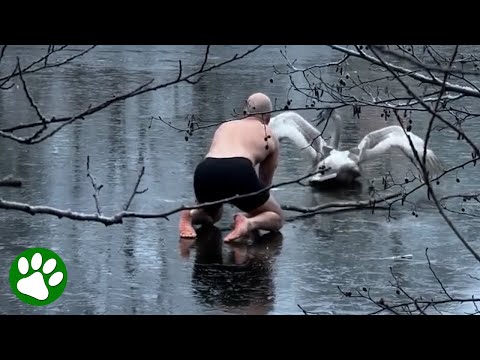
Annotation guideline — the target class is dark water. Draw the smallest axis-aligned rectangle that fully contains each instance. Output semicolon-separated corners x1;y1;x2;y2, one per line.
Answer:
0;45;479;315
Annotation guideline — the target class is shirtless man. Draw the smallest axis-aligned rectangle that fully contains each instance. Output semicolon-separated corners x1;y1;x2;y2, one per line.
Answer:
178;92;284;242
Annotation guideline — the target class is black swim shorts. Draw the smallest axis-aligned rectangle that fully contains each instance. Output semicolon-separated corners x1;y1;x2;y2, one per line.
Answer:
193;157;270;214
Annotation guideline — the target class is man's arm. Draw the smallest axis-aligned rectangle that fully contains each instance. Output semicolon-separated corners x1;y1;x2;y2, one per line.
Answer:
258;138;279;187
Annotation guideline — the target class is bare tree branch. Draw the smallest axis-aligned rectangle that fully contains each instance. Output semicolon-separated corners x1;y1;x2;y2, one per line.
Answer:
281;191;402;213
0;168;326;226
0;80;155;144
331;248;480;315
440;192;480;202
275;44;480;314
0;46;263;143
373;45;480;76
284;205;392;223
274;47;349;75
388;267;426;315
0;45;96;84
331;45;480;98
0;175;22;188
16;58;47;124
369;45;480;263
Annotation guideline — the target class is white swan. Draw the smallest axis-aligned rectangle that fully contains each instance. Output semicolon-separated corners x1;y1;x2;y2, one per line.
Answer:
268;110;444;187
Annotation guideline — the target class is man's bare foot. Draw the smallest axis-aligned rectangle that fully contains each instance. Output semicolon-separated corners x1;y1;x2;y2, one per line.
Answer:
179;238;195;259
179;210;197;238
224;214;250;242
232;246;248;265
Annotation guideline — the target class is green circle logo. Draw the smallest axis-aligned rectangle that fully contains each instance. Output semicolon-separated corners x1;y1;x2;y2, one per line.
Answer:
9;248;68;306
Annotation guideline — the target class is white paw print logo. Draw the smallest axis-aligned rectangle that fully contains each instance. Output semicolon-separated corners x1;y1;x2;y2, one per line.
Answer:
10;248;68;306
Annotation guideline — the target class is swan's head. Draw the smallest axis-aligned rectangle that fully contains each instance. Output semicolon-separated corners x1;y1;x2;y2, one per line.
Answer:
309;150;361;185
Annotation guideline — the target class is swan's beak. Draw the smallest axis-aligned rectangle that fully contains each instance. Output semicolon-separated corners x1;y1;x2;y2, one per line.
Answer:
308;172;338;184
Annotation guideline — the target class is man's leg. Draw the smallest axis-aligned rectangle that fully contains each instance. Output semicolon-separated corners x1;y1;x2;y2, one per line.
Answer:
224;195;283;242
179;205;223;238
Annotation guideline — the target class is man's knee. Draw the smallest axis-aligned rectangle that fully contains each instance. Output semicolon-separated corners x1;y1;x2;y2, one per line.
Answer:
268;195;283;214
272;208;284;230
249;197;285;226
277;210;285;228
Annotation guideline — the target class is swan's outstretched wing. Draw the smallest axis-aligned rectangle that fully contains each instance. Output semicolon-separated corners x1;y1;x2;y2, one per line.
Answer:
314;108;343;149
268;111;332;166
356;125;444;178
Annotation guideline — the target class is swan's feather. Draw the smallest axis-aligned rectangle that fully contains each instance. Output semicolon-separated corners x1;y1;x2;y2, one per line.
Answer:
356;125;444;178
269;111;332;166
314;108;343;149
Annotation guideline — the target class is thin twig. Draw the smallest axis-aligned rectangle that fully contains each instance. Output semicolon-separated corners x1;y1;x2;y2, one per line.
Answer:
422;46;457;170
425;248;453;300
123;166;147;211
86;156;103;215
0;45;6;65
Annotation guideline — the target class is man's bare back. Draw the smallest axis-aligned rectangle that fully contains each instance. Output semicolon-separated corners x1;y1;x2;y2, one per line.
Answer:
206;117;277;167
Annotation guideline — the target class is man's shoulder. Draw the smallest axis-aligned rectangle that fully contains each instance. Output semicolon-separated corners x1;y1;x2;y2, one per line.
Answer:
218;119;243;128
